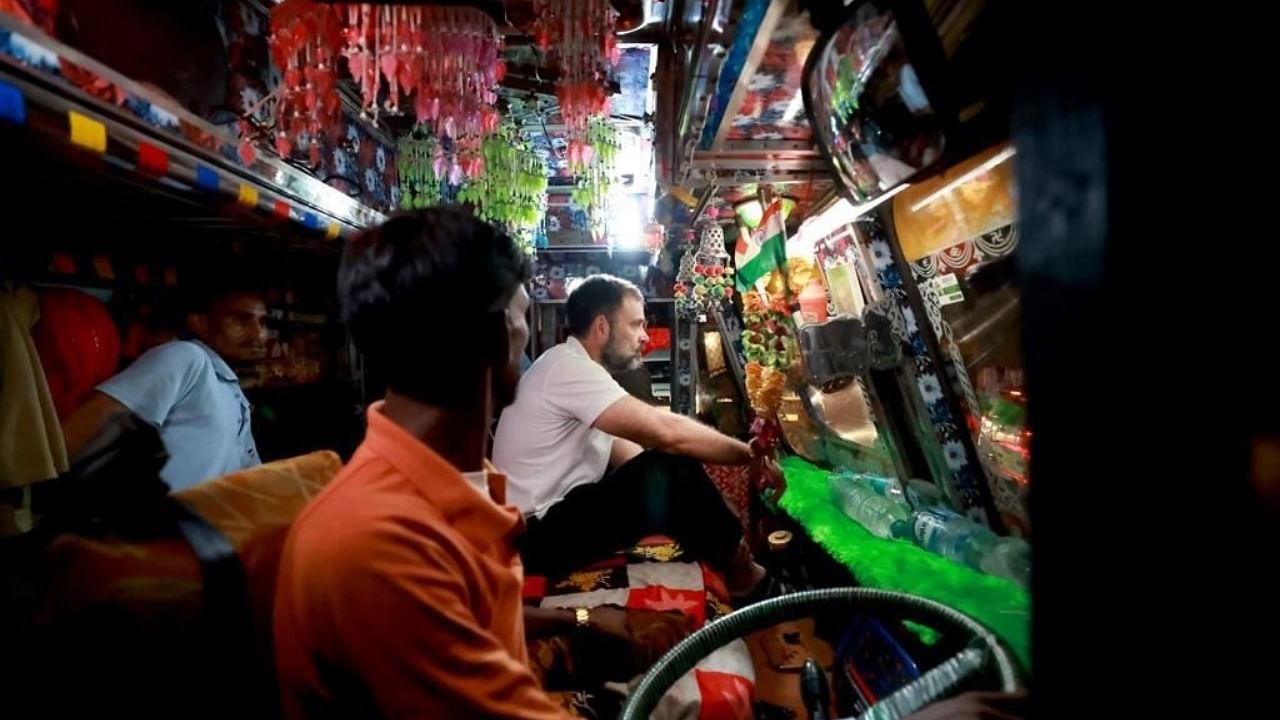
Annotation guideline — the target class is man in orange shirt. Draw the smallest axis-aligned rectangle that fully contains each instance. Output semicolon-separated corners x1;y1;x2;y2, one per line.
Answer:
274;209;626;718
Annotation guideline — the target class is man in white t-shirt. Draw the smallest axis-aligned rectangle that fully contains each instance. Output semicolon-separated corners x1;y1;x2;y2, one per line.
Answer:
493;275;775;598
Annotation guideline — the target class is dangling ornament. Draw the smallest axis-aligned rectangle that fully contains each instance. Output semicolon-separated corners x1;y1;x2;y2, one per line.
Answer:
533;0;619;231
268;0;344;164
340;5;502;133
676;214;736;318
693;220;735;308
397;130;460;208
567;116;620;242
673;228;700;318
455;121;549;254
340;4;502;183
741;290;797;417
531;0;619;139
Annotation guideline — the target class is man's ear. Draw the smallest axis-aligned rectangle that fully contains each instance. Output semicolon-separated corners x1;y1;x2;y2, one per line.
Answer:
592;313;610;340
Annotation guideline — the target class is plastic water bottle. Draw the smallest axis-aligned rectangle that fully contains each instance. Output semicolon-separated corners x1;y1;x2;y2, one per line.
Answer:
904;479;946;510
910;509;1031;586
856;472;907;504
830;470;908;504
829;472;910;540
909;508;993;567
978;536;1031;587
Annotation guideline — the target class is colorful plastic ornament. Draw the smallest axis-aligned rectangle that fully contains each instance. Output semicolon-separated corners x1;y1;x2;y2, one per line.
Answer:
340;5;501;132
268;0;344;165
740;287;796;418
455;121;548;253
567;116;620;242
678;221;735;317
531;0;620;139
397;130;465;208
673;234;700;318
741;290;797;372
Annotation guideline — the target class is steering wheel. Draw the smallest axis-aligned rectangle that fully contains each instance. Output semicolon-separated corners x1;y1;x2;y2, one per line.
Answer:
618;588;1024;720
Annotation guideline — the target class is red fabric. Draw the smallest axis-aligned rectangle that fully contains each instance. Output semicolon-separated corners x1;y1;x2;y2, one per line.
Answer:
522;537;731;632
701;563;729;601
704;463;752;538
522;537;750;720
694;671;756;720
522;575;547;602
626;586;706;628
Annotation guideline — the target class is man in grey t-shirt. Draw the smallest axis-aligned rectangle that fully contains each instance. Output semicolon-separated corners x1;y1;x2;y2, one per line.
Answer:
62;284;268;491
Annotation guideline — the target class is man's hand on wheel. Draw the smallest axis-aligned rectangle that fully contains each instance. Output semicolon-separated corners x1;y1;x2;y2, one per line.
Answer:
588;606;694;668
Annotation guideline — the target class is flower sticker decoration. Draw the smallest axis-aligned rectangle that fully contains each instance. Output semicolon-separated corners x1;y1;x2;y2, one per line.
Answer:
332;148;352;176
903;306;919;337
917;372;944;407
870;239;894;270
943;440;967;471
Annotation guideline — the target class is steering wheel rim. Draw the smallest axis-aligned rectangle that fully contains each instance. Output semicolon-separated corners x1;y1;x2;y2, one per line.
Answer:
618;587;1024;720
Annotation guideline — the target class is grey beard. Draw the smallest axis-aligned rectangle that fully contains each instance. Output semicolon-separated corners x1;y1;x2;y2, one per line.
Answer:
602;344;641;373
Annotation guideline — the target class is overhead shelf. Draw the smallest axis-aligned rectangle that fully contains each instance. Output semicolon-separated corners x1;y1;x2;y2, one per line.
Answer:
533;297;674;305
0;14;384;238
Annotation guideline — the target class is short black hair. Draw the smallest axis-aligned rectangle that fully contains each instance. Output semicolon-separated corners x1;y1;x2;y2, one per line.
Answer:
566;274;644;337
338;207;530;406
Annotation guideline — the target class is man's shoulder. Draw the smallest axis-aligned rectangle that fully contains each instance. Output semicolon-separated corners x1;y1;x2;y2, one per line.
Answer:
282;465;466;612
532;341;607;379
293;454;450;552
135;340;214;372
98;341;213;402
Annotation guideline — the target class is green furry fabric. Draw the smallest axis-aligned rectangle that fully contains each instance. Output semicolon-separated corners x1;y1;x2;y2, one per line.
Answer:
779;456;1031;669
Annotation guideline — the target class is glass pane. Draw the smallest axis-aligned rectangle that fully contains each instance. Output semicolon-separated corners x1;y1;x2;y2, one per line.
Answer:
895;146;1030;534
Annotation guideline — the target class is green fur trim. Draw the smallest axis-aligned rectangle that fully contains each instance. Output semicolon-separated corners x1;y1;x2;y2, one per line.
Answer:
779;456;1031;669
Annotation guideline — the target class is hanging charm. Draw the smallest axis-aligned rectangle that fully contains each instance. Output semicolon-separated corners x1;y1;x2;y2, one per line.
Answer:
268;0;344;165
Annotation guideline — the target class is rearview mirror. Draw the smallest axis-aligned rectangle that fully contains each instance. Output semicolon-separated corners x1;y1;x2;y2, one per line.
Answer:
802;0;949;204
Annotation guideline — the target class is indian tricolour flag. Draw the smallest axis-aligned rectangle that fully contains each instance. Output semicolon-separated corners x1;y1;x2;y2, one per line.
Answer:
735;198;787;292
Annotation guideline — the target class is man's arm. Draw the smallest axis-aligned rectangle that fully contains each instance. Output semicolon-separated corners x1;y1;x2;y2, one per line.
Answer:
594;396;754;465
63;341;206;458
523;605;660;639
522;606;579;637
523;606;693;671
61;391;130;459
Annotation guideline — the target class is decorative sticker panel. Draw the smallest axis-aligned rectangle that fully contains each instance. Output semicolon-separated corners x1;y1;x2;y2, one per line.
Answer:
725;12;819;142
